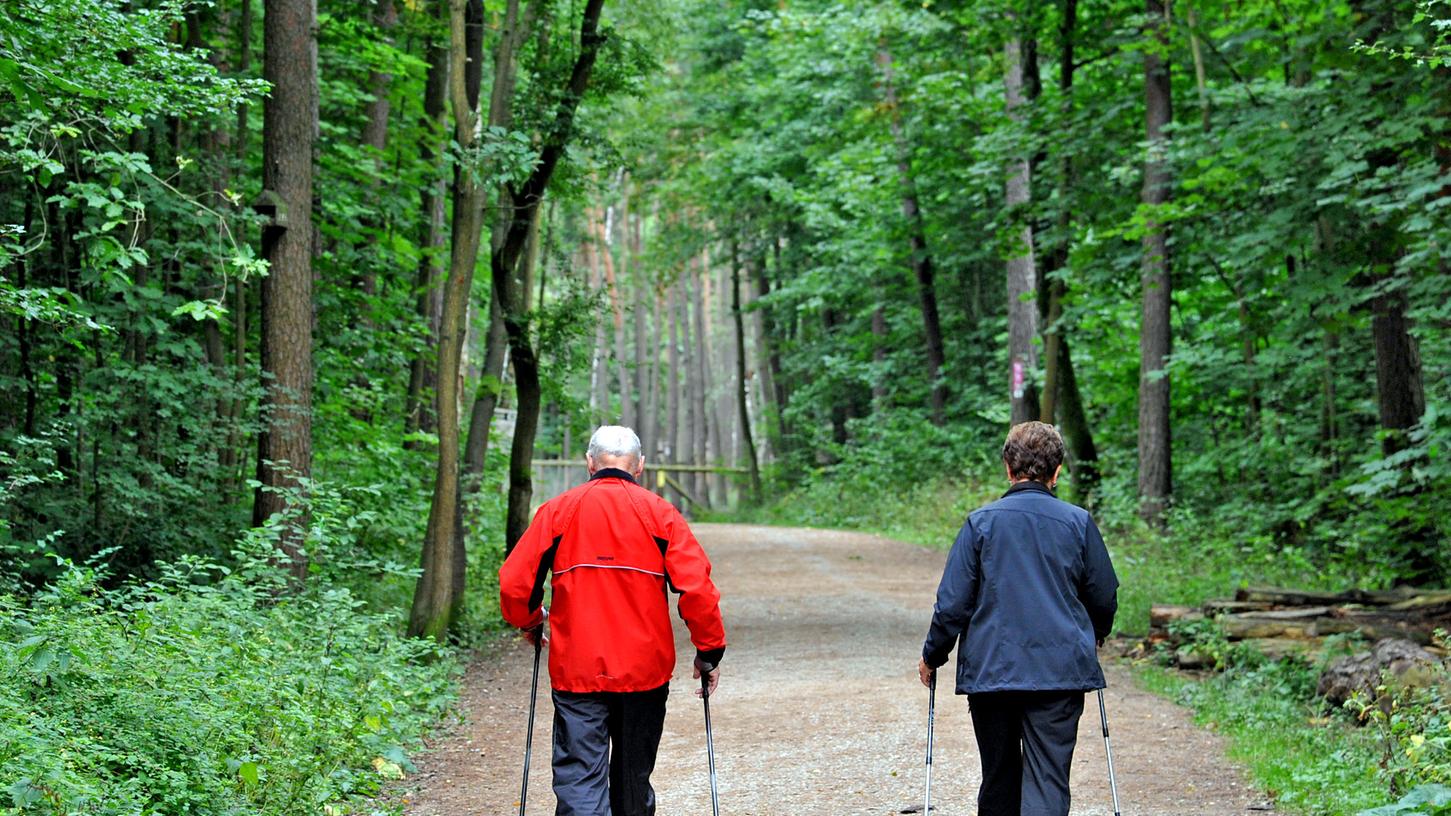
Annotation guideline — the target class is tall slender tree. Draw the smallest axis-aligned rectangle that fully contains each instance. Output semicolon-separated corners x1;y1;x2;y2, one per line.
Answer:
1003;21;1040;425
876;43;947;425
409;0;486;640
496;0;609;551
1138;0;1174;524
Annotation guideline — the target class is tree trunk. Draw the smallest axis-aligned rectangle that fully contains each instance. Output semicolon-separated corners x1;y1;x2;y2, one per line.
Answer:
876;44;946;424
731;241;762;503
461;0;533;480
698;257;721;507
497;0;608;550
404;2;449;440
587;239;610;419
409;0;485;640
251;0;317;583
462;296;509;483
597;206;632;427
356;0;397;298
688;262;708;504
1188;6;1211;132
1004;26;1040;425
1371;281;1426;455
1058;335;1099;493
1138;0;1174;525
632;211;652;453
1036;0;1097;494
666;276;681;466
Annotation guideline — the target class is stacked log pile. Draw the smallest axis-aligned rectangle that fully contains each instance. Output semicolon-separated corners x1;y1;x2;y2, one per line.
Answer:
1149;586;1451;669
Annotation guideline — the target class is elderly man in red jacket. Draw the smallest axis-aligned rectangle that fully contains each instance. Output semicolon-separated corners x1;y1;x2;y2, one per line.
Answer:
500;425;727;816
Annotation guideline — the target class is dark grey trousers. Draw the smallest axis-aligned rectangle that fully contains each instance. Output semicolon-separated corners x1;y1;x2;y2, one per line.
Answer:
551;684;670;816
967;690;1086;816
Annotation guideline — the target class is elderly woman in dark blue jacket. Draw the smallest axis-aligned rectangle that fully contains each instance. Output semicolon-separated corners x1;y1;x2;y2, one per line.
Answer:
918;421;1118;816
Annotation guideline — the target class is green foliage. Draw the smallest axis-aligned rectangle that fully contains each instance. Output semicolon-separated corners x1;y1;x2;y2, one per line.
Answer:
0;520;457;815
1338;638;1451;810
1141;661;1387;815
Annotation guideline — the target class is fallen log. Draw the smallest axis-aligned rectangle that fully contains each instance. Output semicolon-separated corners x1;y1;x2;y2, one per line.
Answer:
1148;585;1451;670
1150;604;1202;628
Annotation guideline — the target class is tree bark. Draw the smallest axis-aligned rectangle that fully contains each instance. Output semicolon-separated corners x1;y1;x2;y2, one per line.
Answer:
404;0;449;440
496;0;608;551
876;44;947;424
251;0;318;582
1138;0;1174;525
1004;26;1040;425
632;210;652;453
731;241;762;503
409;0;485;640
461;0;532;483
1372;281;1426;455
1038;0;1099;495
687;261;707;503
596;205;632;427
666;276;682;466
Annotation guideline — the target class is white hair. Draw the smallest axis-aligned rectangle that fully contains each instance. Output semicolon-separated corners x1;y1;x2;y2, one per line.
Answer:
587;425;642;463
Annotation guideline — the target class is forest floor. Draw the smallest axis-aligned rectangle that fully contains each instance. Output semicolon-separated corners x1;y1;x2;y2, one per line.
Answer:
389;524;1273;815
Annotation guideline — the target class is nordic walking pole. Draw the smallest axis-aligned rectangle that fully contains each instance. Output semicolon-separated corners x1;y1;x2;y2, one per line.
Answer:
1097;688;1122;816
699;661;721;816
519;629;543;816
924;671;936;815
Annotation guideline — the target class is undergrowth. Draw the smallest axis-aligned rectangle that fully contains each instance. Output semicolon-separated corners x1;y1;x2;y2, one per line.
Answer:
0;483;466;816
1138;660;1385;815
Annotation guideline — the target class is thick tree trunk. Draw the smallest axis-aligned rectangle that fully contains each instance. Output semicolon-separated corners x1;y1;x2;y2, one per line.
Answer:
409;0;484;640
252;0;317;582
1138;0;1174;525
1004;28;1040;425
1372;282;1426;455
876;45;946;424
497;0;608;550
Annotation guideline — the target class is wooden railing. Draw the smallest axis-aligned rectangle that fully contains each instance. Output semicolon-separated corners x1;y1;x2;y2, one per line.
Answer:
530;459;748;513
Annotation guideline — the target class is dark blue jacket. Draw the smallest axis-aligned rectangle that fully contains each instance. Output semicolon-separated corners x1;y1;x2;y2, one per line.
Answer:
922;481;1118;694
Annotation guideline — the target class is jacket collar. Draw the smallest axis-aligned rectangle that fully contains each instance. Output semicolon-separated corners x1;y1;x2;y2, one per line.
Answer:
1003;479;1055;499
589;467;638;484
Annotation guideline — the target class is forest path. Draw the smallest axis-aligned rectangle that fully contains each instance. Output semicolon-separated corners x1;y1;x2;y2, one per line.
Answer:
395;524;1270;815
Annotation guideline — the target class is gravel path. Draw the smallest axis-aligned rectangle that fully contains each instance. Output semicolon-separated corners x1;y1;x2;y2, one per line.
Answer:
395;523;1271;815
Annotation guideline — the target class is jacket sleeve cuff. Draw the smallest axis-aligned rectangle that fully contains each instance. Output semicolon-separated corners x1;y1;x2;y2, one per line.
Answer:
922;644;949;670
695;647;725;668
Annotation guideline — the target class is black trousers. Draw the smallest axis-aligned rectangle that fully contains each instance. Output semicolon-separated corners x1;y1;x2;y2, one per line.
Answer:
967;690;1085;816
551;684;670;816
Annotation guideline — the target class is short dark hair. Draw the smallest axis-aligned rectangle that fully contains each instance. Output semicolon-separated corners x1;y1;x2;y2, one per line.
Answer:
1001;421;1065;483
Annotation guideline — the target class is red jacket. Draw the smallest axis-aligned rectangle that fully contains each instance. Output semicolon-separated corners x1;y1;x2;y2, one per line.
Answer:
499;469;727;693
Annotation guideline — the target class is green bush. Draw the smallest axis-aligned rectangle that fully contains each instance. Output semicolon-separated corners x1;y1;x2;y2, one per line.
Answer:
1342;639;1451;812
0;517;458;814
1141;659;1386;815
